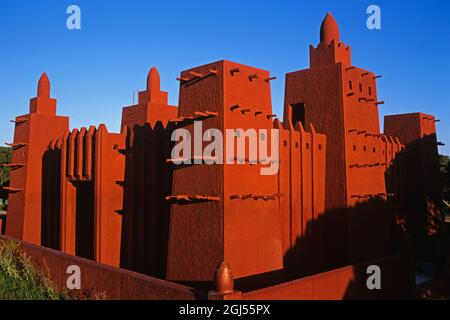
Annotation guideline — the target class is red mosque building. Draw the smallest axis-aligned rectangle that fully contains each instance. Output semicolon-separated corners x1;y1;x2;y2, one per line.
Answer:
0;13;443;299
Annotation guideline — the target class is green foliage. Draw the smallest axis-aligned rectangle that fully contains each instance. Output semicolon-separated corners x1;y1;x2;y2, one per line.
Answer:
0;147;12;186
0;239;67;300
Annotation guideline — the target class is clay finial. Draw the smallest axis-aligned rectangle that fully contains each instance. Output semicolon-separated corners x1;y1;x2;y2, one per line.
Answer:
214;262;234;294
147;66;161;92
320;12;340;45
37;72;50;98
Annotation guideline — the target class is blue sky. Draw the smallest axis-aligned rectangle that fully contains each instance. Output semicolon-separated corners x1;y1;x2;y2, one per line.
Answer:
1;0;449;154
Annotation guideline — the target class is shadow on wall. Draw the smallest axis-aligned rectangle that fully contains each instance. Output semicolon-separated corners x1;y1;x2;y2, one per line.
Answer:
234;197;401;293
236;134;447;295
387;133;449;282
386;134;446;263
38;127;447;296
41;147;62;250
119;122;175;279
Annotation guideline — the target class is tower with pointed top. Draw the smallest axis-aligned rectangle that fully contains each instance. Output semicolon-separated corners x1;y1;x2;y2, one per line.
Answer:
284;13;402;267
6;73;69;244
30;73;57;115
120;67;177;132
310;13;351;68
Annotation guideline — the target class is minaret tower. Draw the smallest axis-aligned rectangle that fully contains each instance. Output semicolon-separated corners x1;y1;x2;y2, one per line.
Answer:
120;67;178;132
310;12;351;68
284;13;395;266
6;73;69;244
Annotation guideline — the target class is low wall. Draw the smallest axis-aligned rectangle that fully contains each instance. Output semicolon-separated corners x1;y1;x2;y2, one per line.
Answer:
0;236;415;300
0;236;197;300
242;252;415;300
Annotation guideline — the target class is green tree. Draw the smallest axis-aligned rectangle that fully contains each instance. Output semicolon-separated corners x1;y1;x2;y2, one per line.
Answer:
0;147;12;186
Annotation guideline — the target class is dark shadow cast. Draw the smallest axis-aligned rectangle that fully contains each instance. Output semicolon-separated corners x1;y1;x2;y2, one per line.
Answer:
41;147;61;250
120;122;175;279
388;134;445;264
229;134;445;298
73;180;95;259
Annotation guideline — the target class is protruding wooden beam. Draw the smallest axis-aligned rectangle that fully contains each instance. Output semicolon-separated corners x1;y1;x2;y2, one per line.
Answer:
115;181;125;187
189;71;203;78
2;187;23;193
166;157;188;163
264;76;277;82
3;163;26;169
230;68;240;75
205;111;219;116
166;195;191;202
165;194;220;202
192;195;220;201
10;117;28;125
5;142;28;149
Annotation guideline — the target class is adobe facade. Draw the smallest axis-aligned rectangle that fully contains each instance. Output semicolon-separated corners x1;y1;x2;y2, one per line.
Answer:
2;13;442;293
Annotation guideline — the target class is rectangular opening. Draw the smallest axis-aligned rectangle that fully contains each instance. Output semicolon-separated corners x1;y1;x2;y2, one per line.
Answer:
290;103;305;128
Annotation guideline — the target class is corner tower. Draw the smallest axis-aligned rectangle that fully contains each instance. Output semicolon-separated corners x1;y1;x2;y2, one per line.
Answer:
6;73;69;244
166;60;283;282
